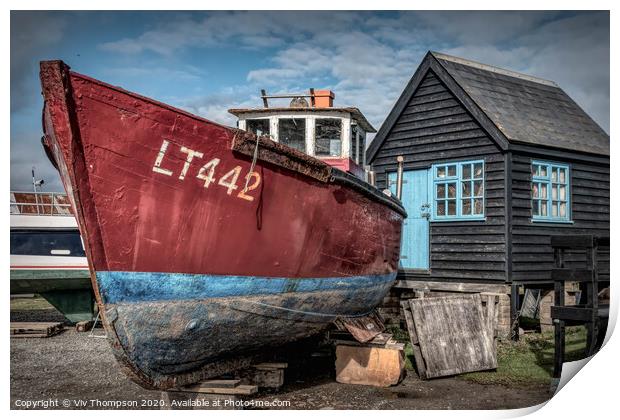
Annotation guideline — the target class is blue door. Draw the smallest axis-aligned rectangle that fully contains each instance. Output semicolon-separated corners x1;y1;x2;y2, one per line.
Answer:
389;169;430;270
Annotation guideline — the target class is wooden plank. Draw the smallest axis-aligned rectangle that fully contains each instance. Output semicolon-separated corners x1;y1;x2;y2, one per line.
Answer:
333;312;385;343
480;293;499;338
180;384;257;395
251;362;288;370
551;235;594;249
75;320;94;332
252;369;284;388
408;295;497;378
184;379;241;389
329;332;395;349
400;301;427;379
551;306;596;322
552;268;593;282
10;321;64;338
395;280;510;294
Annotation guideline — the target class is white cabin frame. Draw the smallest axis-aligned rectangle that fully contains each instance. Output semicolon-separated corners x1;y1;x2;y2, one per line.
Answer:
238;111;365;161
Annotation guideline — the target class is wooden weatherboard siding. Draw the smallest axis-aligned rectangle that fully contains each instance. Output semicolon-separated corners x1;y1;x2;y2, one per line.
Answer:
372;70;506;283
510;150;610;284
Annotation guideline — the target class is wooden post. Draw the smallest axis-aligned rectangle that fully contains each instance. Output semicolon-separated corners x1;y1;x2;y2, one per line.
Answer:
400;301;427;379
553;245;565;378
585;241;599;355
395;156;404;200
260;89;268;108
510;283;519;341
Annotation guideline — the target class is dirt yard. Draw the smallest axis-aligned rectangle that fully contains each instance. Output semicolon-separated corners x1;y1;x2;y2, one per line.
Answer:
10;306;554;410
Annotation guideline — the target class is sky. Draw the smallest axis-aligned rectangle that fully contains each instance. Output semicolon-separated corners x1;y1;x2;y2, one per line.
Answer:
10;10;610;192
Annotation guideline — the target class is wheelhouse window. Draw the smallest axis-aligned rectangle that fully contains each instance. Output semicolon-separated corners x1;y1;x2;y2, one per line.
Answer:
246;119;270;137
315;118;342;157
278;118;306;152
349;127;366;164
432;160;484;220
531;161;570;222
357;131;366;165
10;230;85;256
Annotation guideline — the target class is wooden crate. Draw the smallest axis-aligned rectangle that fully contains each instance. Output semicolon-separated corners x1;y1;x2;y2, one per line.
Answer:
10;322;64;338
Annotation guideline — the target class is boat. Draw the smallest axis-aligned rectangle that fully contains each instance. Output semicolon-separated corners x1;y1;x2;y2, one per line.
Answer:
39;60;406;390
10;192;93;323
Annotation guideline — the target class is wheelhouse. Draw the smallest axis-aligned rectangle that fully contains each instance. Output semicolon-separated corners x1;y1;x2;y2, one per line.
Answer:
229;89;376;180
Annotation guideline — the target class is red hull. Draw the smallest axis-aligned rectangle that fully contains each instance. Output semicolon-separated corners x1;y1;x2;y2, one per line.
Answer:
41;62;403;279
39;61;405;388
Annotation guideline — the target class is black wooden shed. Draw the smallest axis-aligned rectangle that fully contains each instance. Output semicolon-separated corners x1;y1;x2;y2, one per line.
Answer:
367;51;609;336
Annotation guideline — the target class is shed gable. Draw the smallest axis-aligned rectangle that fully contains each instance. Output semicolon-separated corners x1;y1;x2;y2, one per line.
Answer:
371;69;507;283
372;70;501;171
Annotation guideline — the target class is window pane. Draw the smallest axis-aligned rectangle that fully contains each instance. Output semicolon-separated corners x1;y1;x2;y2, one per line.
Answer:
463;164;471;179
462;181;471;197
349;128;355;160
474;180;484;196
278;118;306;152
541;200;548;216
533;200;540;216
559;185;566;201
447;183;456;198
437;201;445;216
436;184;446;199
532;165;538;177
473;199;483;215
448;165;457;177
540;165;548;177
560;202;567;217
532;184;539;198
447;200;456;215
551;168;558;182
357;133;365;163
552;202;558;217
246;119;270;137
437;166;446;178
552;185;558;200
473;163;483;178
315;119;342;157
559;168;566;183
462;199;471;215
10;230;85;256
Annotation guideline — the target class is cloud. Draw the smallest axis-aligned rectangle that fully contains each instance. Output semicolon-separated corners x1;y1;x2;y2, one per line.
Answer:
239;11;609;137
10;11;66;112
434;12;610;133
102;65;204;82
11;11;610;195
99;11;362;55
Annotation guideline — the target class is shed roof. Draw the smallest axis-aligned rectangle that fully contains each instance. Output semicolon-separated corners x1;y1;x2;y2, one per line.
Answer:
367;51;609;161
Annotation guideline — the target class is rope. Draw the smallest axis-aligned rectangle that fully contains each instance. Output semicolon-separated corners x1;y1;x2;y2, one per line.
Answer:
234;297;374;319
243;134;261;193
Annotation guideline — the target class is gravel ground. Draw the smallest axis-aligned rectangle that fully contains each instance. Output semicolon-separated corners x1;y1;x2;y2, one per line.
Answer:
11;309;553;410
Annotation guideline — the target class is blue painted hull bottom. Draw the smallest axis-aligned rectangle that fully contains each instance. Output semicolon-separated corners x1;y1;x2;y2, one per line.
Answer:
96;271;396;388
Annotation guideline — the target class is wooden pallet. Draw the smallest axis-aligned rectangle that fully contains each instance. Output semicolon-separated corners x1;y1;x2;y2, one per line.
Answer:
402;295;497;379
10;322;64;338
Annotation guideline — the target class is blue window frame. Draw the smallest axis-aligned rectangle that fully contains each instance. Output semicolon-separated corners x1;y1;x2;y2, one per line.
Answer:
431;160;485;221
531;160;571;222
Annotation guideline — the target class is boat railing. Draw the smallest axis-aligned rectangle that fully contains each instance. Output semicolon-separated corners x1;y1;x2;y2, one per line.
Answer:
10;191;74;216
